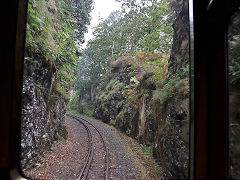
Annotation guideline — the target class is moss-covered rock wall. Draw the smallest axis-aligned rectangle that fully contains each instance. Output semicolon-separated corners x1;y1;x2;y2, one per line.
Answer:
21;0;93;169
92;1;190;178
21;49;68;169
93;55;189;178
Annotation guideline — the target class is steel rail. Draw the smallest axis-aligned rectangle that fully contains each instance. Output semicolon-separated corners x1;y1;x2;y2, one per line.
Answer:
78;116;109;180
66;114;93;180
67;114;109;180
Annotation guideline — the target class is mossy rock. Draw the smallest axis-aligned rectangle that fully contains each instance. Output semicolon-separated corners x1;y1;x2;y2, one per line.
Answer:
60;125;68;140
47;95;58;111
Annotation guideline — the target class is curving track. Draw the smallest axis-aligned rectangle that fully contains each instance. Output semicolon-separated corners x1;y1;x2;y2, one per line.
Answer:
67;114;109;180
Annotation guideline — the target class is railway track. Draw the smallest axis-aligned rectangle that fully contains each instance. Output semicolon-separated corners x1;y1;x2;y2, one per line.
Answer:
67;114;109;180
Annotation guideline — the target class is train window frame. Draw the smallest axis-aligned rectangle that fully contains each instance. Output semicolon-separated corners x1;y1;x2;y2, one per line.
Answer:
189;0;230;178
189;0;240;179
0;0;240;179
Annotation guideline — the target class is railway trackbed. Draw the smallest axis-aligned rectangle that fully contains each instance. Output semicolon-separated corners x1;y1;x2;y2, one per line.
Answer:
67;114;109;180
23;114;140;180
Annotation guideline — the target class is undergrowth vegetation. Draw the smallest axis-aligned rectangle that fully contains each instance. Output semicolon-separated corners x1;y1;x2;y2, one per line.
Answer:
118;131;162;179
153;65;189;103
65;0;190;178
69;0;175;114
26;0;93;100
135;51;169;85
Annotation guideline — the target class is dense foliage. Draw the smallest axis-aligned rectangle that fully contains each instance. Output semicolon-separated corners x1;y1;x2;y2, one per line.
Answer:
68;0;190;178
71;0;175;109
26;0;93;99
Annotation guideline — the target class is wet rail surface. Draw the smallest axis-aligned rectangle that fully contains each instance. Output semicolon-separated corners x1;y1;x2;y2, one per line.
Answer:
67;114;109;180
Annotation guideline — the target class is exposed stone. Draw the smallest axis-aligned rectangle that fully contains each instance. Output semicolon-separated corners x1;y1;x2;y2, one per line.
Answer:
92;0;190;178
168;0;189;75
21;49;67;169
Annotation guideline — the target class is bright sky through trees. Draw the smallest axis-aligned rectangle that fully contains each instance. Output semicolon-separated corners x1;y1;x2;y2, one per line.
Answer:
83;0;121;47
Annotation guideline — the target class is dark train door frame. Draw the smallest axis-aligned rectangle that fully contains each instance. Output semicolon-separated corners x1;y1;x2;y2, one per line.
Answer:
190;0;240;179
0;0;240;179
0;0;28;179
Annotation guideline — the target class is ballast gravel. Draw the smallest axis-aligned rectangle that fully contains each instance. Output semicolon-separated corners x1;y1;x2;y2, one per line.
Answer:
23;115;141;180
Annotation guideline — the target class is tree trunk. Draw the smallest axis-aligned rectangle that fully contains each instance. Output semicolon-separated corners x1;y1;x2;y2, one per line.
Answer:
78;92;83;113
90;84;94;101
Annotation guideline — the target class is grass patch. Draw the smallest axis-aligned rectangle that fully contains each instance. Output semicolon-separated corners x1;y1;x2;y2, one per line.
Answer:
82;100;94;117
79;117;163;179
99;79;124;101
141;145;153;154
66;109;80;116
116;131;162;179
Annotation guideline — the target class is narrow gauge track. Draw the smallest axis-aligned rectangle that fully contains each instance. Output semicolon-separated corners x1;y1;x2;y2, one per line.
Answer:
67;114;109;180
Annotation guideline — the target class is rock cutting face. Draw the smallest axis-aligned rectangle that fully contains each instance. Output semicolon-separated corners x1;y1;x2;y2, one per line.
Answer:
89;1;191;178
21;57;67;170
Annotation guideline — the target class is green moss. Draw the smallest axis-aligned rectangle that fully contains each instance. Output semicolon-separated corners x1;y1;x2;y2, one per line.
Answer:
152;66;189;103
115;93;139;134
105;78;116;91
66;109;80;115
47;95;58;110
99;91;108;100
54;124;68;141
55;67;75;101
146;109;153;117
81;100;94;117
118;131;162;179
60;125;68;140
26;0;93;102
66;91;79;113
116;100;124;109
99;79;124;101
141;145;153;154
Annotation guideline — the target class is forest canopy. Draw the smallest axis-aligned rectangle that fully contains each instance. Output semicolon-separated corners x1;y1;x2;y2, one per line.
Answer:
72;0;175;99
